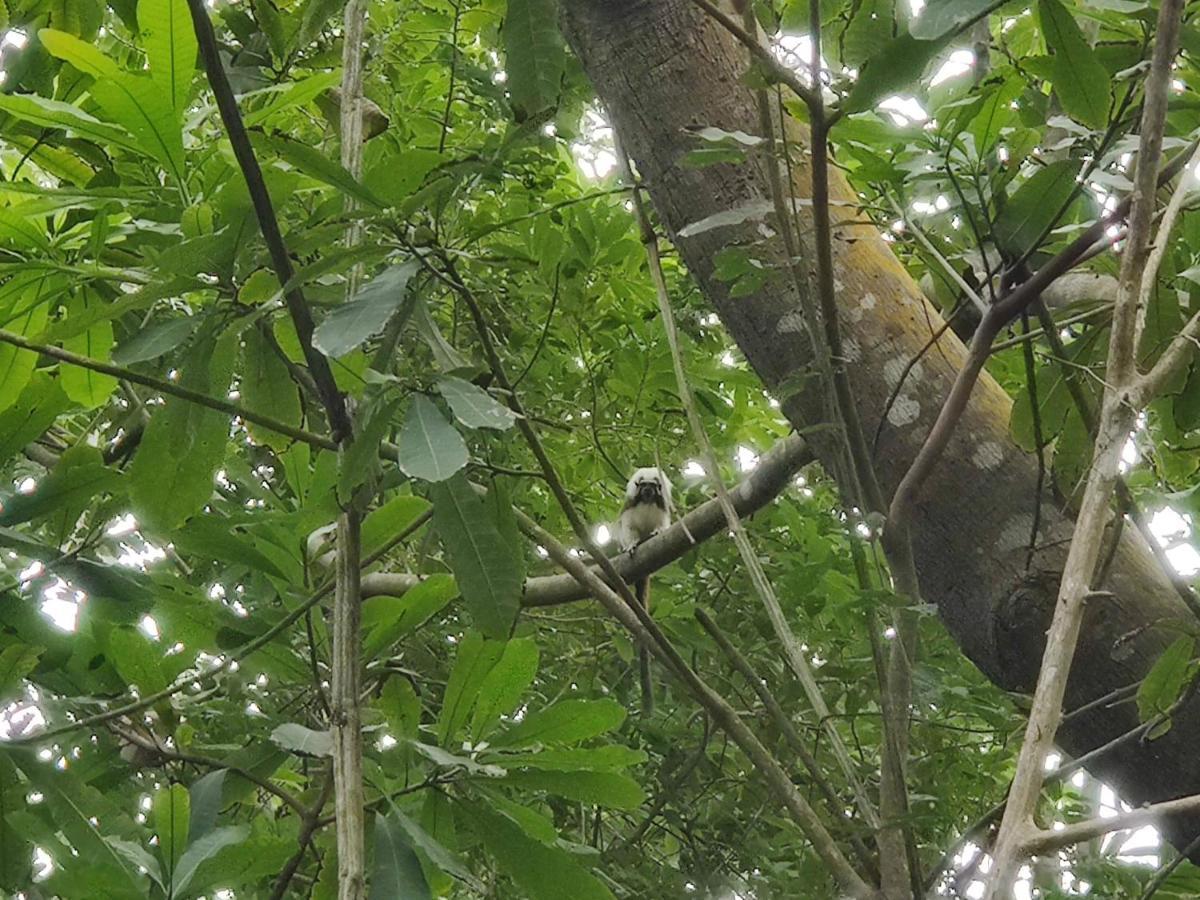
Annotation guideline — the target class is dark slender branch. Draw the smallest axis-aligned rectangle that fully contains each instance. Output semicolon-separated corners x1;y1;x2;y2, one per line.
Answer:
110;724;307;817
0;327;338;451
185;0;350;440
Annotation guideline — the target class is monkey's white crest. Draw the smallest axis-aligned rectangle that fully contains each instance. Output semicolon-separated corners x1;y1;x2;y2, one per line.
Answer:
616;467;672;549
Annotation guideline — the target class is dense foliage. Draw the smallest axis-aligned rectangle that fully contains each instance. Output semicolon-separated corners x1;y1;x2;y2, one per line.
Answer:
0;0;1198;895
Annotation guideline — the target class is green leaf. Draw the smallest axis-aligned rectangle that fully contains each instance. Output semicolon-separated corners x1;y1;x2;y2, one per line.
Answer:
504;769;646;809
261;134;384;209
171;825;249;898
61;289;118;408
129;325;239;529
502;0;565;120
111;316;198;365
0;644;41;699
242;71;342;127
968;77;1022;153
361;494;431;556
0;93;143;154
378;676;421;740
362;574;457;659
187;770;228;843
993;159;1079;256
469;802;613;900
379;801;485;892
397;394;469;482
369;813;432;900
15;760;147;896
337;394;403;502
240;326;302;451
1137;636;1195;725
412;295;471;372
169;515;290;579
0;373;69;465
910;0;1002;40
106;625;169;693
140;0;196;114
430;474;522;638
470;637;539;739
842;34;949;114
436;375;518;430
40;29;186;182
0;445;121;527
0;275;58;413
495;698;627;747
1037;0;1111;129
437;631;506;745
486;745;646;772
152;783;190;872
270;722;334;757
312;260;418;358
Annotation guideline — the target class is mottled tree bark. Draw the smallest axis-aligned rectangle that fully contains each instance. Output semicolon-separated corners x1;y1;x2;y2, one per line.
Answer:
561;0;1200;854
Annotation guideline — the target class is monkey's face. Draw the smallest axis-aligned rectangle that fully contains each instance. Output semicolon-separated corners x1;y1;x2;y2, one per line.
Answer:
625;467;671;510
634;478;664;507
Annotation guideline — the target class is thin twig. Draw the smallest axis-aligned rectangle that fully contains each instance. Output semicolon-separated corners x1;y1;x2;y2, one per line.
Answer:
0;327;337;450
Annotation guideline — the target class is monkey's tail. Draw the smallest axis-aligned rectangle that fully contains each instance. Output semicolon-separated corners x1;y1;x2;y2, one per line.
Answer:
636;577;653;714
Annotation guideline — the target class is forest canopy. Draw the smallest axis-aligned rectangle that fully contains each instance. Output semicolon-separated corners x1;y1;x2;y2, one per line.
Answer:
0;0;1198;896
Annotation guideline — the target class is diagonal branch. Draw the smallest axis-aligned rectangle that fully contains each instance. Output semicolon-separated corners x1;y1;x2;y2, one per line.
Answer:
0;327;338;451
185;0;350;441
361;434;813;606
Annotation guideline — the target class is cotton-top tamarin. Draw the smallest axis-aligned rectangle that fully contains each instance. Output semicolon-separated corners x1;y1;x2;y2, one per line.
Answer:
615;467;672;713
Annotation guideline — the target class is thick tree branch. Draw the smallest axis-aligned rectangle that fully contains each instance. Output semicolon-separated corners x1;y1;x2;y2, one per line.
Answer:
362;433;811;605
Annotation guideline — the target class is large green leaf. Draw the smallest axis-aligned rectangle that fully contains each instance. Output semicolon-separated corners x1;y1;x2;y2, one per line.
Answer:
1038;0;1111;129
61;288;118;408
429;474;522;637
270;722;334;757
140;0;196;114
469;802;613;900
0;93;142;154
111;316;199;365
240;326;302;451
842;34;950;114
494;698;627;747
993;159;1079;256
470;636;539;738
312;260;418;358
368;813;432;900
436;375;518;431
1137;636;1195;726
170;825;250;898
152;783;190;873
397;394;469;482
106;624;169;693
910;0;1004;40
0;445;121;527
0;644;42;699
40;28;186;182
0;373;69;465
380;800;485;892
0;275;62;412
503;769;645;809
129;325;240;529
361;494;431;556
502;0;565;119
437;630;506;745
187;769;228;843
362;573;457;659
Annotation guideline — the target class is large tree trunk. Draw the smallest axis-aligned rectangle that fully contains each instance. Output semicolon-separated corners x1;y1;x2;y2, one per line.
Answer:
561;0;1200;854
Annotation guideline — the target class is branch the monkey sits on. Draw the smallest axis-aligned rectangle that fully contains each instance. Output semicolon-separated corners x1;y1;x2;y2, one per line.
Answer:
616;467;672;713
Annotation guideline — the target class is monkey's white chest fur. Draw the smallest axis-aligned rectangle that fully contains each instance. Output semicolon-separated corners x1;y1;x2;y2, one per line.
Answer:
617;501;670;548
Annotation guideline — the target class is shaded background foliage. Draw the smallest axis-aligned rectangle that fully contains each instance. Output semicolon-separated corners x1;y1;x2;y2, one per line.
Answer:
0;0;1196;894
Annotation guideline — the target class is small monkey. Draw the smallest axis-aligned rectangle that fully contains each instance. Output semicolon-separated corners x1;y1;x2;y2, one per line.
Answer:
615;467;672;712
